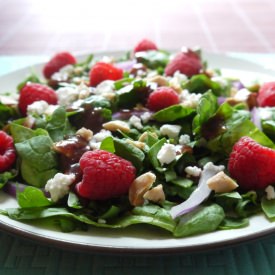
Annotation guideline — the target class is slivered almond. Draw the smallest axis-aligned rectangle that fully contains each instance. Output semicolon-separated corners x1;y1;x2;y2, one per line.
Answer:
102;120;130;133
207;171;238;193
143;184;165;203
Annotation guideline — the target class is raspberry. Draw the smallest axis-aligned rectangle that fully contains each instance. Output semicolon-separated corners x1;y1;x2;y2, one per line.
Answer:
133;39;158;53
165;49;202;77
89;62;123;87
257;82;275;107
0;131;16;173
76;150;136;200
228;136;275;190
18;83;58;116
43;52;76;79
147;87;180;111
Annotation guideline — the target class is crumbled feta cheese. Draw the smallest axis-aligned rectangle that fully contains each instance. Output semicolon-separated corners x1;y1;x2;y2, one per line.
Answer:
211;76;228;87
51;65;74;82
94;80;115;95
89;129;112;149
140;112;152;124
129;115;143;130
185;166;202;177
179;134;191;145
77;82;91;99
169;71;188;88
259;108;273;120
234;88;251;101
160;124;181;139
27;100;50;116
56;86;79;106
157;143;177;165
180;89;202;108
45;173;75;202
92;129;112;142
265;185;275;200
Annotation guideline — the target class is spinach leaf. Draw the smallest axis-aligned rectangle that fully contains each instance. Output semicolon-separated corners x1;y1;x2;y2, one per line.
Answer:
15;135;59;187
116;80;150;109
17;186;52;208
261;197;275;220
16;73;41;91
113;138;145;172
0;171;17;189
183;74;222;95
219;217;249;229
135;50;170;70
0;103;18;128
193;91;218;136
46;107;75;142
173;204;225;237
67;192;83;209
100;136;115;153
153;105;195;122
148;138;166;169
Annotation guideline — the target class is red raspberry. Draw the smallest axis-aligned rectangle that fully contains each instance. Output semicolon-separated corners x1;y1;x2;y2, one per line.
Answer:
89;62;123;87
76;150;136;200
43;52;77;79
165;49;202;77
18;83;58;116
133;39;158;53
147;87;180;111
228;136;275;190
257;82;275;107
0;131;16;173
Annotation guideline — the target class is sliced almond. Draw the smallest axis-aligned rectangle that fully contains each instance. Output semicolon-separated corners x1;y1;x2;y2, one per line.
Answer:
76;127;93;141
143;184;165;203
125;139;145;150
102;120;130;133
146;75;169;87
207;171;238;193
129;172;156;206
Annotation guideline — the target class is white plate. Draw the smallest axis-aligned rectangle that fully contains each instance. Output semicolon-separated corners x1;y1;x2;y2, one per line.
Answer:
0;52;274;254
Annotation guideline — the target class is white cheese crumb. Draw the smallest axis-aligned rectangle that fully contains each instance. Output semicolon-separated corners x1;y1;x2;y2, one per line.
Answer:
89;129;112;149
234;88;251;101
265;185;275;200
169;71;188;88
179;134;191;145
27;100;50;116
157;143;177;166
94;80;115;95
51;65;74;82
56;86;79;107
180;89;202;108
140;112;152;124
45;173;75;202
259;107;273;120
129;115;143;130
185;166;202;177
160;124;181;139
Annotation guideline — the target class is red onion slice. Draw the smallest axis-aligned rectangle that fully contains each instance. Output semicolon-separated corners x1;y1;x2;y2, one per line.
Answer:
251;107;262;131
170;162;224;219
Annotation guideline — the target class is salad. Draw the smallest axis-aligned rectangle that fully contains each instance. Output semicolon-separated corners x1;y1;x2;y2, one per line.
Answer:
0;38;274;238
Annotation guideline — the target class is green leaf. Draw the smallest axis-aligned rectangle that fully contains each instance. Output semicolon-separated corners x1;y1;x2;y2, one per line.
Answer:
0;103;18;128
0;171;17;189
15;135;58;187
219;217;249;229
183;74;222;95
173;204;225;237
16;73;41;91
116;80;149;109
148;138;166;169
113;138;145;172
67;192;83;209
153;105;195;122
46;107;75;142
261;197;275;220
10;123;49;143
193;90;218;135
17;186;52;208
100;136;115;153
135;50;170;69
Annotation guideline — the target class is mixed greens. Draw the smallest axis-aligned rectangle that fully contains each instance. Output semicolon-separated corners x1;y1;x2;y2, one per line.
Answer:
0;47;275;238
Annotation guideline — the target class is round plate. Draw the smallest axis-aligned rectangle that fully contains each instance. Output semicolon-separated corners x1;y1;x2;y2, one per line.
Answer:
0;52;274;255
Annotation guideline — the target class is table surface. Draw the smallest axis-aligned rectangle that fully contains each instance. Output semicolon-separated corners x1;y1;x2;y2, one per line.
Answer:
1;0;275;274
